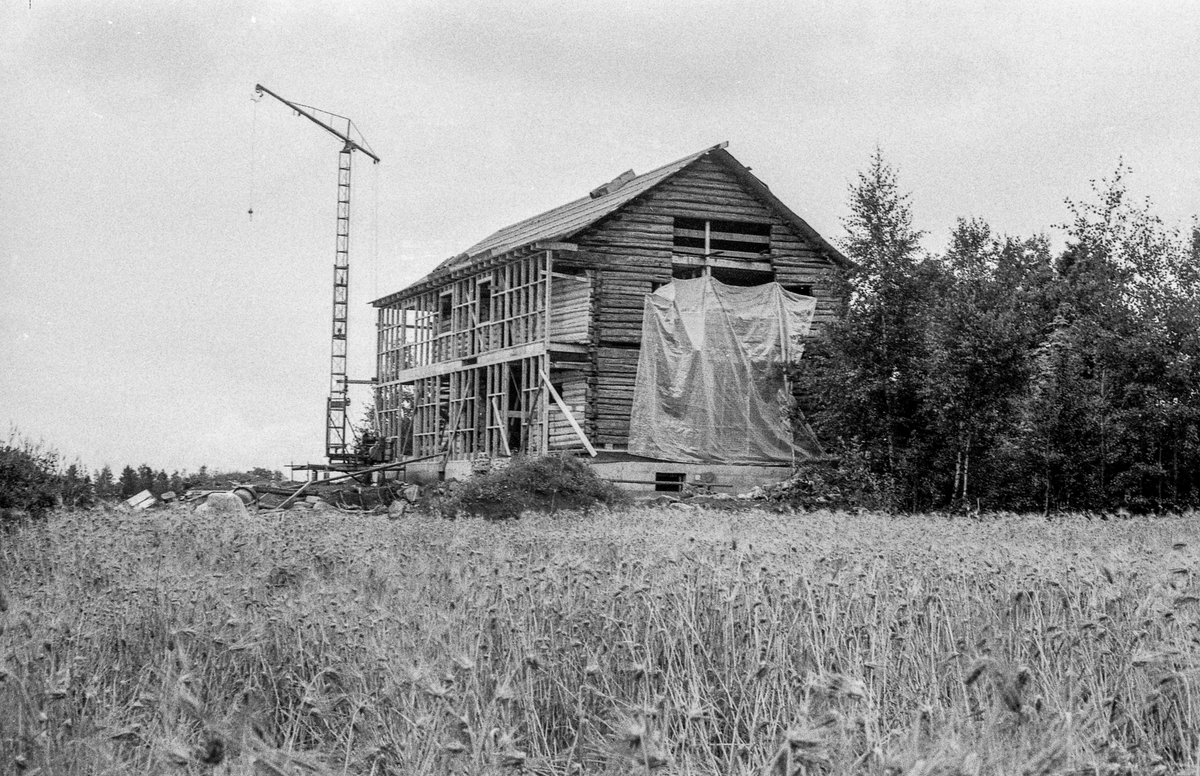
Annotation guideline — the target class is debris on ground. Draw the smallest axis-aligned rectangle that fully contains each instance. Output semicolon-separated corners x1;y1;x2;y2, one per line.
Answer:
123;490;157;511
195;491;250;519
175;478;410;514
231;486;258;509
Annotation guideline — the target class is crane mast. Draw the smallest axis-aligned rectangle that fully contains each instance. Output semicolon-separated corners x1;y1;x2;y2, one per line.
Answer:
254;84;380;465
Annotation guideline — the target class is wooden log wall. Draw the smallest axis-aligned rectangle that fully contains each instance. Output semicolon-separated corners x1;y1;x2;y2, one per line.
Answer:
592;346;641;442
768;222;844;330
549;275;591;344
570;155;845;446
547;377;588;451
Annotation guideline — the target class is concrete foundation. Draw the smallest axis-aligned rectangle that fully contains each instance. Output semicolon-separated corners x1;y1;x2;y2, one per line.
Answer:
389;452;792;496
587;454;792;495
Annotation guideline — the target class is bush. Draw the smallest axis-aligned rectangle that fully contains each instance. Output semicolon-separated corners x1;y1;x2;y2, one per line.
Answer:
765;445;897;512
434;454;629;520
0;435;61;524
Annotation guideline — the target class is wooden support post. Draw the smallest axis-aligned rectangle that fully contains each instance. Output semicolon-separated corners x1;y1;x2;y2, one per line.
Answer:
541;367;597;457
491;396;511;456
541;250;552;454
439;397;466;458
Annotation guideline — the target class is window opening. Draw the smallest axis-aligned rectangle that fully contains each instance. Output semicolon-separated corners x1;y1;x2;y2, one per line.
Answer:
655;472;686;492
711;266;774;287
673;217;771;257
507;362;524;454
478;280;492;323
783;284;813;296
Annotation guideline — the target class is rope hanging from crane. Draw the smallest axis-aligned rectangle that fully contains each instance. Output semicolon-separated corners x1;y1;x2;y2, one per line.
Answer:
248;92;261;220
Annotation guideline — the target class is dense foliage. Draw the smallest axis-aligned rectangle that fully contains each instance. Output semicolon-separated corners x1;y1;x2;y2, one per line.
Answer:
433;453;629;519
0;436;63;522
799;152;1200;513
0;431;287;524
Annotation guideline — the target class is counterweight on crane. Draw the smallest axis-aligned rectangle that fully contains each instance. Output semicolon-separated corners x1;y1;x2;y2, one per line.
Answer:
254;84;380;465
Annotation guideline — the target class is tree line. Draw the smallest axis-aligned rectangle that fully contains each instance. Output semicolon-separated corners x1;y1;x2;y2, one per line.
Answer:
1;433;284;520
797;151;1200;514
76;463;286;504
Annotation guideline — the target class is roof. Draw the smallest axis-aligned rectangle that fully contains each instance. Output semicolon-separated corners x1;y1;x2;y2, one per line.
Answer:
373;142;848;305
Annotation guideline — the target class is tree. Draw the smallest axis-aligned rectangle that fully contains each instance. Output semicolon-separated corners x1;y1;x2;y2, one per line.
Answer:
94;465;115;499
136;464;154;494
0;435;60;521
919;221;1052;510
118;465;139;498
799;149;939;509
60;463;95;508
796;154;1200;513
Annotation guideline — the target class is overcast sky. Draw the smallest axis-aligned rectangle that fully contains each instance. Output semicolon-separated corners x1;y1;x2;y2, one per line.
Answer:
2;1;1197;475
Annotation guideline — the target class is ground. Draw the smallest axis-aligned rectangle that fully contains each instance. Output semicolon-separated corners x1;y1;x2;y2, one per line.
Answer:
1;506;1197;774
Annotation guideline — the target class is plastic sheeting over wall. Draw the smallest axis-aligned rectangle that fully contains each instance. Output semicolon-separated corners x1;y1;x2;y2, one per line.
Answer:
628;276;819;464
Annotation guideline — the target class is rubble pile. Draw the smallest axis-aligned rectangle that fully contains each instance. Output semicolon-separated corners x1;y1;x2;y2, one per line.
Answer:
122;480;428;518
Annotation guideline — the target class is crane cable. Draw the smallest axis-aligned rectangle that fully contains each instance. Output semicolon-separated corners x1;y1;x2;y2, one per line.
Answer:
370;161;381;435
372;161;380;300
248;93;261;220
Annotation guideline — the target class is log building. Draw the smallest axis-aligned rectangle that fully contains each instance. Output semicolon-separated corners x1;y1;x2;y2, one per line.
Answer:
371;143;848;490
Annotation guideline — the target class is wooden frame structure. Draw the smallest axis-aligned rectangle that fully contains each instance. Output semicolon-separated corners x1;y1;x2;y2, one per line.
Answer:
376;248;594;463
372;143;849;475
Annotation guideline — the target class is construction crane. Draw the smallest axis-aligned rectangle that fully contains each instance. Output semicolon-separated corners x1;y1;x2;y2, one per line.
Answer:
254;84;380;466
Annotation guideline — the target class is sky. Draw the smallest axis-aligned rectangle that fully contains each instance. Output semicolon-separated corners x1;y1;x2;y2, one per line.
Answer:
2;1;1197;475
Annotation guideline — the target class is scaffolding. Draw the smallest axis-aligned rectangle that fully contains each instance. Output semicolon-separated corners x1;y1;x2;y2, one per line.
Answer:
375;249;594;464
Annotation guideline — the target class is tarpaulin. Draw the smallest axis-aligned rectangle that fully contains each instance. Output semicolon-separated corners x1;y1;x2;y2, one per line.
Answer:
628;276;820;464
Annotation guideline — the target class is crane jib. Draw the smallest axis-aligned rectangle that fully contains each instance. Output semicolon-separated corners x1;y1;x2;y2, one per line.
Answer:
253;84;380;163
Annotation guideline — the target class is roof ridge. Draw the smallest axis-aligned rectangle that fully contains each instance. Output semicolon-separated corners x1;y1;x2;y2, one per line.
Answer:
443;142;727;265
373;142;767;305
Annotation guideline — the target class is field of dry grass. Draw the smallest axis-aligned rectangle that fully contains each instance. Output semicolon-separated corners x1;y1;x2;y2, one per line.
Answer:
2;505;1198;774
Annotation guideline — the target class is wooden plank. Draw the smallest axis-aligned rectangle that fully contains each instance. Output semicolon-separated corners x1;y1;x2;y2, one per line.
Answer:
672;256;773;273
490;396;511;456
673;227;770;244
394;342;547;383
542;252;552;455
540;368;596;457
438;399;467;458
